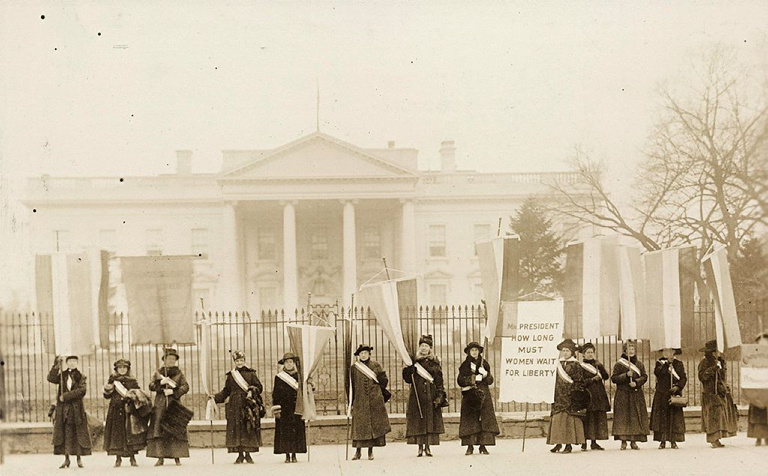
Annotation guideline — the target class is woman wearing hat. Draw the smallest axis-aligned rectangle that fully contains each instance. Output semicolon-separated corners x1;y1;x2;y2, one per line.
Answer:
272;352;307;463
548;339;586;453
146;348;191;466
650;348;687;449
47;355;92;468
350;344;391;460
213;350;264;464
698;339;738;447
403;335;446;457
457;342;499;455
748;333;768;446
578;342;610;451
103;359;145;467
610;340;649;450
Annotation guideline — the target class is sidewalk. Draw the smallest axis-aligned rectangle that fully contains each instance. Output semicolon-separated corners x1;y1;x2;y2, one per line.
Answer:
2;433;766;475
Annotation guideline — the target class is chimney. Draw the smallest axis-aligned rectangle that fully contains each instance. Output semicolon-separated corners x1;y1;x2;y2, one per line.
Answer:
176;150;192;175
387;140;395;149
439;139;456;172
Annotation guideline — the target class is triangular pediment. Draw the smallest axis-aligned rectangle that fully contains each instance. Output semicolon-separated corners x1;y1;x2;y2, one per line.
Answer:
222;132;416;180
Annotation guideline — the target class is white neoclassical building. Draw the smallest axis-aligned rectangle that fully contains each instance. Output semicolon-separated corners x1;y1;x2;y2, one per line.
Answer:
23;132;585;314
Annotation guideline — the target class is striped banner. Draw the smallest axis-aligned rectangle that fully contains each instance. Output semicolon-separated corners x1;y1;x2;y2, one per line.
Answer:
359;277;420;365
287;324;336;422
703;247;742;351
35;251;108;355
476;237;521;342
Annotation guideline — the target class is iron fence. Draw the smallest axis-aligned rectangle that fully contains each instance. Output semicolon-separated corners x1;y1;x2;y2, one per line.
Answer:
0;299;765;423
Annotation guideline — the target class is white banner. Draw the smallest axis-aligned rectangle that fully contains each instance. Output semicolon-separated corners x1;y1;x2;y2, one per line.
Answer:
499;300;564;403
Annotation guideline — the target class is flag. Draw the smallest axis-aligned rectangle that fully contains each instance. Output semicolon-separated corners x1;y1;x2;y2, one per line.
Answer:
615;244;645;339
121;256;195;345
703;247;742;351
359;277;419;365
563;238;620;340
642;247;697;351
287;324;336;422
476;237;522;342
35;251;108;355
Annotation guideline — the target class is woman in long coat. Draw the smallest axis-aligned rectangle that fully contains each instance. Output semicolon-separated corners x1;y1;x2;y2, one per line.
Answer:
548;339;586;453
403;334;445;457
748;333;768;446
698;340;738;448
103;359;145;466
47;355;92;468
350;344;391;460
272;352;307;463
579;342;610;451
457;341;499;455
213;350;264;464
146;348;191;466
650;348;687;448
611;340;649;450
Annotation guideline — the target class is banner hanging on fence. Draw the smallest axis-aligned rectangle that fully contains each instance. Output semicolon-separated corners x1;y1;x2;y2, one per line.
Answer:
35;251;109;355
498;300;564;403
121;255;195;345
287;324;336;422
359;276;419;366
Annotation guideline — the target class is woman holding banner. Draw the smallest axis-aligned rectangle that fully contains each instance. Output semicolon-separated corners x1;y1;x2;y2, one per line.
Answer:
47;355;92;468
103;359;147;467
548;339;586;453
213;350;264;464
748;333;768;446
457;341;499;455
579;343;610;451
611;340;649;450
146;348;191;466
350;344;391;461
698;340;738;448
650;348;687;449
272;352;307;463
403;335;446;457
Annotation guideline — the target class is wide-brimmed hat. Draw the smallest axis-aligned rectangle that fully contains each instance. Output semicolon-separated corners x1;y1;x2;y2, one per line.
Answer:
464;342;484;354
699;340;718;353
354;344;373;356
580;342;596;353
162;348;180;360
418;335;434;347
278;352;299;365
231;350;246;361
557;339;577;352
113;359;131;370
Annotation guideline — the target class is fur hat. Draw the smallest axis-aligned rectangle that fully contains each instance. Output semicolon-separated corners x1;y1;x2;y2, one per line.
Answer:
464;341;484;354
418;335;434;347
354;344;373;356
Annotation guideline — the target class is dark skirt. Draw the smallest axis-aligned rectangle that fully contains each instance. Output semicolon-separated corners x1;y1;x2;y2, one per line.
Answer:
583;411;609;440
55;416;92;456
460;432;496;446
406;434;440;445
353;435;387;448
273;415;307;454
145;437;190;459
547;412;585;445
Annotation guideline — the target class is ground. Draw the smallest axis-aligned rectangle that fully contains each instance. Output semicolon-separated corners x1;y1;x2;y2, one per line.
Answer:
2;433;766;475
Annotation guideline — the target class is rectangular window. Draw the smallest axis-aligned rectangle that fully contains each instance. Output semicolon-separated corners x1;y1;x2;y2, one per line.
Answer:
428;225;446;257
362;228;381;260
474;223;491;256
429;284;448;304
98;229;116;252
191;228;208;257
310;226;329;260
145;229;163;256
257;229;277;261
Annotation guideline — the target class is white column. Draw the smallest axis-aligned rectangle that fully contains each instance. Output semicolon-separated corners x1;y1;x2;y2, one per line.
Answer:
282;201;299;313
400;199;416;274
342;200;357;307
220;202;243;311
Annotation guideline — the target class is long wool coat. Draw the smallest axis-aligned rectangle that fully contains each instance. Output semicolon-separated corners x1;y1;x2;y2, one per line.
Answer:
214;367;263;452
350;359;391;445
650;358;687;442
457;357;499;440
403;355;445;442
271;372;307;454
146;366;190;458
698;355;738;441
47;365;93;455
610;355;649;441
103;374;146;455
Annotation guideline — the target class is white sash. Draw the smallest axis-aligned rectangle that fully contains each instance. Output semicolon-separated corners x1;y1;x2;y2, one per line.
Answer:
231;368;250;393
579;362;598;376
414;362;435;384
113;380;129;398
354;361;379;383
618;358;642;376
556;361;574;384
276;371;299;391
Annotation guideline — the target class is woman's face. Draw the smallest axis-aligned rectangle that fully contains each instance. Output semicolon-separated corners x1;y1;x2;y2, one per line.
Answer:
283;359;296;371
418;343;432;355
117;366;129;376
583;348;595;360
469;347;480;359
626;345;636;357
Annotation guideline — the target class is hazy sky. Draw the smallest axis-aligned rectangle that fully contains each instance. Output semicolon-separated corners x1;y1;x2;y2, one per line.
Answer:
2;0;766;181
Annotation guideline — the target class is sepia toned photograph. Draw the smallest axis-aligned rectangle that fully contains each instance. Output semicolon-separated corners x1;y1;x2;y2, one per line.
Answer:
0;1;767;474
